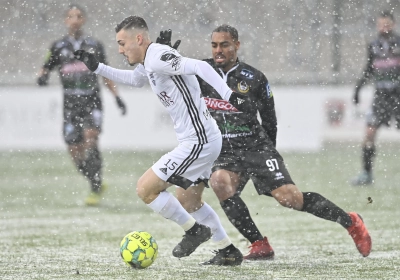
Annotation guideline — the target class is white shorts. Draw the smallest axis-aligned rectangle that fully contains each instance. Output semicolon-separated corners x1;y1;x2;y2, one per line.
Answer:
152;137;222;189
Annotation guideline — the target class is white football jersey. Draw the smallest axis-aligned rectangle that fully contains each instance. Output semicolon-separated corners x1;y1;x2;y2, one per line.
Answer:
143;43;220;144
96;43;225;145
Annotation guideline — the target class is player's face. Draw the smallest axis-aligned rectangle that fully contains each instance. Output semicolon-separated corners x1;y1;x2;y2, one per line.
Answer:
116;29;142;66
65;8;85;35
211;31;240;72
377;17;394;35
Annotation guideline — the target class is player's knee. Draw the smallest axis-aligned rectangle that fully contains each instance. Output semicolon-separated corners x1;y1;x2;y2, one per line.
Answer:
272;184;303;209
210;170;237;200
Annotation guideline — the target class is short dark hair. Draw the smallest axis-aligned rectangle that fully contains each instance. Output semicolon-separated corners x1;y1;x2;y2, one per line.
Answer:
66;4;86;17
115;16;148;33
212;24;239;41
380;10;394;21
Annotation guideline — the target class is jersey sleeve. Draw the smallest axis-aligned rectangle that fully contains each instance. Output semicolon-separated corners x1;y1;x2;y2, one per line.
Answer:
42;42;60;71
359;43;374;81
94;63;148;87
148;48;232;100
355;43;374;90
257;75;277;147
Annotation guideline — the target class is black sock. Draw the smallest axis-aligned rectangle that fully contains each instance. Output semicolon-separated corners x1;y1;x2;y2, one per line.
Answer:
82;147;102;192
220;195;263;243
301;192;352;228
362;145;375;173
75;161;86;175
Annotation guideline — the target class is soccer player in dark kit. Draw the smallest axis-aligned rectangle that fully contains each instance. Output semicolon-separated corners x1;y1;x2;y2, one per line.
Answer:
158;25;372;259
352;10;400;186
36;4;127;206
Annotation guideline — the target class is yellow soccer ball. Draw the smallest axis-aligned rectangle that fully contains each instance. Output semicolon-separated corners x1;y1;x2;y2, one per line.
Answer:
120;231;158;269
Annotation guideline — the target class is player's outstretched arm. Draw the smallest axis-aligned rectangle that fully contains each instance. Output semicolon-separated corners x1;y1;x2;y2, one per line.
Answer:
74;49;147;88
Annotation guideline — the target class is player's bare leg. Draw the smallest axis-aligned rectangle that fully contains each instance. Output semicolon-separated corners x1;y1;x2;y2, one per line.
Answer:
137;168;211;258
176;184;243;265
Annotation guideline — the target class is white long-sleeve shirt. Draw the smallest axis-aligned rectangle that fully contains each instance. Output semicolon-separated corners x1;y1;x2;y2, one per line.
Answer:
95;43;233;144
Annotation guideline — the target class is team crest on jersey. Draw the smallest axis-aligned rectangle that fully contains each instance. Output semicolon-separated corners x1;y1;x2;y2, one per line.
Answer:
266;83;273;98
240;69;254;79
237;80;249;93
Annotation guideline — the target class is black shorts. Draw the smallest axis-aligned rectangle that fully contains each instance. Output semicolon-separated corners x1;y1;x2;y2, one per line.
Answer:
367;88;400;128
63;95;102;144
212;145;295;196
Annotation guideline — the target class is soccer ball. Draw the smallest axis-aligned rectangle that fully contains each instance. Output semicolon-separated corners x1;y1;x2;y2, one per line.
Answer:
120;231;158;269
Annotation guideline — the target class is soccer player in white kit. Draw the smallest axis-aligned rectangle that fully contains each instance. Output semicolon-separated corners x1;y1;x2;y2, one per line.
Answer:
73;16;252;265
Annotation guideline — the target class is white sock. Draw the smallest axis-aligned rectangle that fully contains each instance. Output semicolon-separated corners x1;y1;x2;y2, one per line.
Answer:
190;202;231;249
147;191;195;231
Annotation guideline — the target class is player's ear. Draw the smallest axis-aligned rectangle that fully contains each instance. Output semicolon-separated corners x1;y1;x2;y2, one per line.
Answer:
235;41;240;51
137;33;143;45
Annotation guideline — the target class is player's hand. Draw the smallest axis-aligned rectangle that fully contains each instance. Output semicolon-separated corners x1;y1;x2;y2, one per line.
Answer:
156;29;181;50
73;50;99;72
37;73;49;86
115;96;127;115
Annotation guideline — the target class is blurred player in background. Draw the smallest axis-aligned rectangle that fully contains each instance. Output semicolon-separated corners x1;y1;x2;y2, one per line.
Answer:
36;4;127;206
352;10;400;186
74;15;245;266
159;25;372;259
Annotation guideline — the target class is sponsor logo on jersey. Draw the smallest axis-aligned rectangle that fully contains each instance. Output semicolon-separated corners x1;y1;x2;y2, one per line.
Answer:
157;91;174;107
160;52;181;70
219;122;251;133
160;52;177;62
159;167;168;175
237;81;249;93
240;69;254;79
372;57;400;69
61;61;89;74
221;132;253;138
213;162;229;167
204;97;238;112
266;83;273;98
